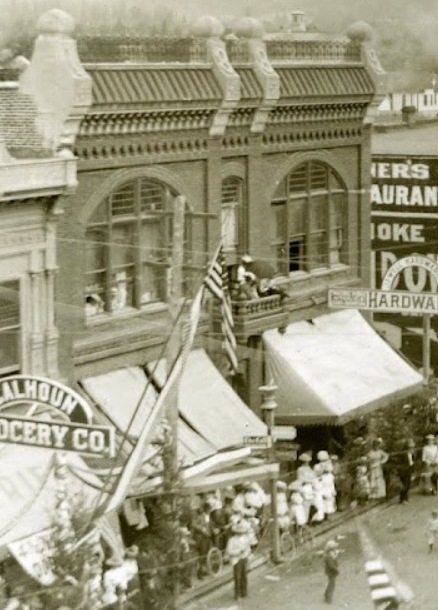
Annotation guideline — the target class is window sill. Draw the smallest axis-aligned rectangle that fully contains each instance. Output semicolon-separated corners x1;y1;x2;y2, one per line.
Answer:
85;302;168;328
288;264;350;283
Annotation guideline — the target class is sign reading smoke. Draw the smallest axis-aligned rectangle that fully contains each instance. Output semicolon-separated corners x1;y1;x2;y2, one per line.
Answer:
371;156;438;323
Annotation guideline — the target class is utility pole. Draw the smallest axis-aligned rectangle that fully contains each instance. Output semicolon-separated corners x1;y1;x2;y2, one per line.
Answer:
259;383;281;563
165;194;186;609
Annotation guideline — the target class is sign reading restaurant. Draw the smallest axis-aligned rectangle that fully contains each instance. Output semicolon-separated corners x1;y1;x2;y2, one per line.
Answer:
371;157;438;298
0;375;114;458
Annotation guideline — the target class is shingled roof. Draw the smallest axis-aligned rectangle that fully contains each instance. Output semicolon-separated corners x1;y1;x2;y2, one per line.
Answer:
86;65;223;109
277;66;374;99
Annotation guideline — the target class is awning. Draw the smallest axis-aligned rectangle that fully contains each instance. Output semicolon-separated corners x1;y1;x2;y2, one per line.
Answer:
263;310;423;425
0;445;115;549
145;349;267;450
81;367;217;467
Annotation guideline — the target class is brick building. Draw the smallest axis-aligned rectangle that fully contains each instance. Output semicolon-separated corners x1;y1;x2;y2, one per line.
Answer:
2;10;423;454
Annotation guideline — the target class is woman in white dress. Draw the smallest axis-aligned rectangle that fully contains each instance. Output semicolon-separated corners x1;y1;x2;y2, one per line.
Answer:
367;439;389;500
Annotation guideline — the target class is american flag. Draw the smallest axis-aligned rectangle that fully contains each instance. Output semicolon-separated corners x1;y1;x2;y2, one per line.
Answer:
204;245;239;374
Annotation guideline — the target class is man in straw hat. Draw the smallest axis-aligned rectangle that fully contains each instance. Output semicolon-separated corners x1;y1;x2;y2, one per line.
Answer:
323;539;340;604
226;519;252;600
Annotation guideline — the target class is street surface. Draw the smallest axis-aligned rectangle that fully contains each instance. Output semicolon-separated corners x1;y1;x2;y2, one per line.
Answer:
184;490;438;610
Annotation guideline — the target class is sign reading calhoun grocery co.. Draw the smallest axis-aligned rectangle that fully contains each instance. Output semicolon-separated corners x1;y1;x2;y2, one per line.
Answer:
0;375;114;458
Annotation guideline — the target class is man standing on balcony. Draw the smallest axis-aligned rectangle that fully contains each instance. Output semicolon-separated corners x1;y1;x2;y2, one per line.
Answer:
237;254;258;299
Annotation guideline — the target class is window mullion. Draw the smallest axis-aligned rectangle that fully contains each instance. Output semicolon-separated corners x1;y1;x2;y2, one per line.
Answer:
106;197;113;312
327;185;333;266
306;163;312;272
134;179;142;308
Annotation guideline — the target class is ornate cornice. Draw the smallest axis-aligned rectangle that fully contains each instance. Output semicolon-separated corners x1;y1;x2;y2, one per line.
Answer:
79;109;215;137
268;102;368;124
262;123;363;148
74;134;209;162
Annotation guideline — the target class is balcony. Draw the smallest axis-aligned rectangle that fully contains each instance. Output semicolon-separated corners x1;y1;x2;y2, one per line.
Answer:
231;295;288;339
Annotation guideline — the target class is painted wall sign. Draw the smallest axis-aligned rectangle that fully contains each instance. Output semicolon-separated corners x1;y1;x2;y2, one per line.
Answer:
371;156;438;325
0;414;114;458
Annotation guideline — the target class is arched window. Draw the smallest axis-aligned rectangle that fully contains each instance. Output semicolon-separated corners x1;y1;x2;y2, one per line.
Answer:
221;176;246;256
84;178;184;317
271;162;347;274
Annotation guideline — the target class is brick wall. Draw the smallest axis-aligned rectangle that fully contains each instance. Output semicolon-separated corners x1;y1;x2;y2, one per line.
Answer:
0;85;50;157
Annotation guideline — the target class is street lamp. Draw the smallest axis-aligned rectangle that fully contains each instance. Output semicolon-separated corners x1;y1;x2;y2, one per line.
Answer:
259;382;282;563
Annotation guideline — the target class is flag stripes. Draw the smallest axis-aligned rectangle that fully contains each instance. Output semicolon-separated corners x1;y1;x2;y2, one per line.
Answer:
204;245;239;374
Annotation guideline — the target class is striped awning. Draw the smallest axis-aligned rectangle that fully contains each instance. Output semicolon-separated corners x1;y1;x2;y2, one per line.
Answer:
86;65;222;107
276;66;374;98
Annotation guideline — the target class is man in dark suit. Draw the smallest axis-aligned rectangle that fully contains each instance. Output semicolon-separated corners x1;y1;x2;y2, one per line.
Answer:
396;439;416;504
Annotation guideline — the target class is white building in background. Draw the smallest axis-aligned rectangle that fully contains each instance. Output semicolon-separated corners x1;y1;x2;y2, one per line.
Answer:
379;71;438;115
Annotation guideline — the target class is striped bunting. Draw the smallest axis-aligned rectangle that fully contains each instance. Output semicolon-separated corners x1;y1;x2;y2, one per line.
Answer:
204;245;239;374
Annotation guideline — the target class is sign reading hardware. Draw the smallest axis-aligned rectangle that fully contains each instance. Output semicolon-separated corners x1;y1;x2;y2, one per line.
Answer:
271;425;297;441
329;288;438;315
243;435;272;450
0;414;115;457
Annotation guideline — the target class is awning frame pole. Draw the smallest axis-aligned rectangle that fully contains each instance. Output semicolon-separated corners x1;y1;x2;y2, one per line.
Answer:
423;314;431;386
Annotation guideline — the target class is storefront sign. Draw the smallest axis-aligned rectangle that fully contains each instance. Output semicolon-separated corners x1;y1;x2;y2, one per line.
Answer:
243;435;272;450
271;425;297;441
0;375;94;424
329;287;438;315
371;156;438;324
0;414;115;457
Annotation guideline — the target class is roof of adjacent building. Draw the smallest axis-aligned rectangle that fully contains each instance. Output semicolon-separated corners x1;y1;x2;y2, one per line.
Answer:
372;122;438;156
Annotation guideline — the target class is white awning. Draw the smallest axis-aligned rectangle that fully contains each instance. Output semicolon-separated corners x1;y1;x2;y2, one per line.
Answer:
146;349;267;450
263;310;423;425
0;447;111;549
81;367;217;467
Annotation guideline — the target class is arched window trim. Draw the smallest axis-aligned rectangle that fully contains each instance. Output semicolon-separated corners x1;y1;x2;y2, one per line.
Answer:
84;177;191;320
271;161;348;275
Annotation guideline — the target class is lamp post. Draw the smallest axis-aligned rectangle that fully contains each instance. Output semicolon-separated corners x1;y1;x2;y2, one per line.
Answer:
259;382;281;563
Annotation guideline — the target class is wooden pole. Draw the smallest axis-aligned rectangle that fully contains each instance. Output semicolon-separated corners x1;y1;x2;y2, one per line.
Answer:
166;194;186;609
423;314;431;386
259;384;281;563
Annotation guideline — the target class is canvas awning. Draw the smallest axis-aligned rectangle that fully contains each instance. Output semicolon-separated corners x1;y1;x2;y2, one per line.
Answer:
0;445;120;552
145;349;267;450
263;310;423;425
81;367;217;468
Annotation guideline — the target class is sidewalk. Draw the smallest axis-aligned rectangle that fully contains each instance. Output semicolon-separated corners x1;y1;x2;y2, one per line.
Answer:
180;498;394;606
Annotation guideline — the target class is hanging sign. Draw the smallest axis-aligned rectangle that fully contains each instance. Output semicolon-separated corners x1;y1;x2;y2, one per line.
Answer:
328;287;438;315
0;414;114;458
243;435;272;450
0;375;114;457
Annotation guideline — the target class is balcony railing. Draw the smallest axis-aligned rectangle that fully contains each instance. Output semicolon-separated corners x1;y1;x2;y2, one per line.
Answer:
232;294;283;317
265;38;362;63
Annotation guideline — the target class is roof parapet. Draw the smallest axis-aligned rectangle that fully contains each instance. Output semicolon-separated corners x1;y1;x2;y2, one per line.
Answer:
19;8;92;153
230;18;280;133
347;22;387;125
193;17;240;137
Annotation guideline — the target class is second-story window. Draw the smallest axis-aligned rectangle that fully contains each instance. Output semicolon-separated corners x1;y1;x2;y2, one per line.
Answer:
271;162;347;275
84;178;186;318
0;281;20;375
221;176;245;255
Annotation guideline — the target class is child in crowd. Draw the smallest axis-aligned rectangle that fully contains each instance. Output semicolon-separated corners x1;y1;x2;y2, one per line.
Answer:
426;509;438;552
